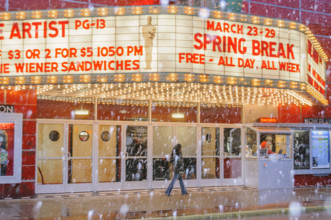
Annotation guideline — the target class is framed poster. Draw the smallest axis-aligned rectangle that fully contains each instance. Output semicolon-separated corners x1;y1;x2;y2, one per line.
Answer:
0;113;22;183
311;130;330;169
293;131;310;170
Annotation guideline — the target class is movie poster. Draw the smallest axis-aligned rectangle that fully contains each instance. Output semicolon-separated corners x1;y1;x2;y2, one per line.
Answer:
312;130;330;169
0;123;15;176
125;126;147;181
293;131;310;170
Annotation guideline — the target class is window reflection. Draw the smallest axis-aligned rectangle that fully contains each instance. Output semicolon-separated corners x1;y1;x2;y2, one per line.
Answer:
126;126;147;157
201;127;220;156
224;128;241;156
202;158;220;179
183;158;196;180
293;131;310;169
126;159;147;181
246;128;257;157
153;158;170;181
126;126;148;181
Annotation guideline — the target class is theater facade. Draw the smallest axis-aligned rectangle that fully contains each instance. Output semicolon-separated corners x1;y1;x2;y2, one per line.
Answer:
0;5;330;197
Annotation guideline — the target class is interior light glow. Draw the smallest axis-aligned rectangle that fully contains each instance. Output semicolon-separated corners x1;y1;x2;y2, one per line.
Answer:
74;109;89;115
172;112;184;118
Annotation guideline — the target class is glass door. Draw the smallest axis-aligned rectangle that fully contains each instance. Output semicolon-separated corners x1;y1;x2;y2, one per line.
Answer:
176;126;197;187
36;122;94;193
36;123;65;193
124;125;148;189
152;125;174;188
66;124;93;192
96;124;122;191
201;127;220;185
223;127;243;185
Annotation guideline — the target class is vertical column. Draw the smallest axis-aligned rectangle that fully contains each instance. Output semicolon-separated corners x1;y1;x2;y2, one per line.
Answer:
197;102;200;123
148;100;152;122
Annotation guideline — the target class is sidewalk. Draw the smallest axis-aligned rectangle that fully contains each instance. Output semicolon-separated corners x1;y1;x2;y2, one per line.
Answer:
0;186;331;219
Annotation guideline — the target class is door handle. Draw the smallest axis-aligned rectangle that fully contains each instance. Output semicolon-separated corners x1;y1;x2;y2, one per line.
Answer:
64;152;71;160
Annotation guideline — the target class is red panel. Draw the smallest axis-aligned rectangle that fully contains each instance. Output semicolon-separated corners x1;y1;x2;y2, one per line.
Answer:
152;106;197;123
9;0;49;10
241;1;249;14
22;151;36;166
327;63;331;83
278;105;301;123
327;84;331;105
14;104;37;119
294;174;331;187
249;0;300;8
37;100;94;120
302;11;329;27
325;106;331;118
0;184;3;199
6;90;37;105
200;106;241;123
301;0;331;13
301;105;326;119
22;135;36;150
3;182;35;198
91;0;158;6
0;90;4;103
249;3;300;21
316;36;331;59
308;24;331;37
224;158;241;178
50;1;89;9
23;120;36;135
22;165;35;180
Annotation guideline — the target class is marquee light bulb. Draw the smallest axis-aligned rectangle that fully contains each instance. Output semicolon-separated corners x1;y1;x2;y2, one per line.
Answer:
64;9;74;17
2;12;11;20
97;8;108;16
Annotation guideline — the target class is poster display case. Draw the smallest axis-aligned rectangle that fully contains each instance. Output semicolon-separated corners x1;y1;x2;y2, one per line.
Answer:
0;113;22;184
311;130;330;169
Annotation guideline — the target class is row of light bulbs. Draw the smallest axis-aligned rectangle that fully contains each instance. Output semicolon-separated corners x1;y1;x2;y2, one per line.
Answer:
5;80;324;106
0;5;327;61
0;74;309;89
36;83;313;107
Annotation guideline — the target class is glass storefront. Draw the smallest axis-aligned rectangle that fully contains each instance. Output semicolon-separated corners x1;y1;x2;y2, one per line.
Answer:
36;122;245;192
36;120;331;193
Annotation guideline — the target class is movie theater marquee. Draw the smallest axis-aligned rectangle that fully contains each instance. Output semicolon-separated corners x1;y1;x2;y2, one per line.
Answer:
0;14;326;95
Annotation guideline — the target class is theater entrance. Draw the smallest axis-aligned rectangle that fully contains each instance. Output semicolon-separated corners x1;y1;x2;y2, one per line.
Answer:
36;120;243;193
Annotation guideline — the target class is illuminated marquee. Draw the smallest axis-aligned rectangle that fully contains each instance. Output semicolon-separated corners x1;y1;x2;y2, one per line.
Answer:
0;7;327;104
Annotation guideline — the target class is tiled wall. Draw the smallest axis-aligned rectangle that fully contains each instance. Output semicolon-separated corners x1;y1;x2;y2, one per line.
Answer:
0;0;159;11
0;89;37;198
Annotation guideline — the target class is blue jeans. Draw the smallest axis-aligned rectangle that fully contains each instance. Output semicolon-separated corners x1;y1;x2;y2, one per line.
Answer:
165;173;187;195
